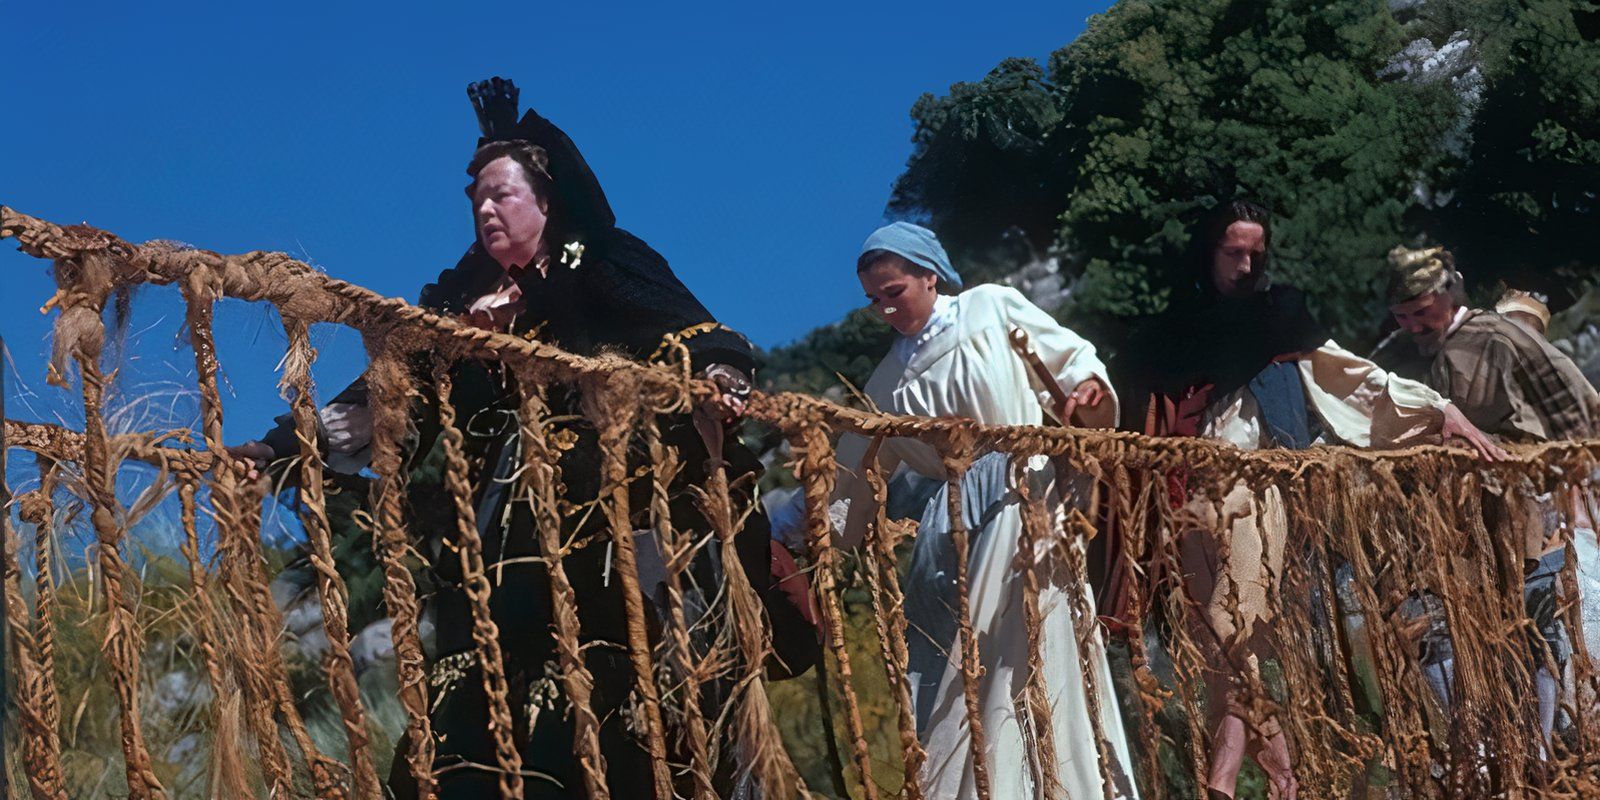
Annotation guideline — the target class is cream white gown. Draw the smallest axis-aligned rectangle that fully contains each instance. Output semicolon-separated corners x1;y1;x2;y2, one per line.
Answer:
834;285;1139;800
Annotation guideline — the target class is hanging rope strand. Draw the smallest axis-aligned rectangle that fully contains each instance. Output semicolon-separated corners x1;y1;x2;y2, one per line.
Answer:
789;420;880;800
53;251;165;800
515;372;611;799
283;317;382;797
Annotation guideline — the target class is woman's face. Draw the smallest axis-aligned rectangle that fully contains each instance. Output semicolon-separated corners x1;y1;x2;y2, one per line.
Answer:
1210;220;1266;298
859;257;940;337
473;156;548;272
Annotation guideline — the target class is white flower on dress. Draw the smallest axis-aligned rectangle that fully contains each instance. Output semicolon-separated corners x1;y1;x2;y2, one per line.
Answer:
561;240;585;269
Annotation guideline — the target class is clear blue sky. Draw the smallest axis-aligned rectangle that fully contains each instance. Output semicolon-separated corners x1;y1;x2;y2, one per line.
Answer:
2;1;1108;440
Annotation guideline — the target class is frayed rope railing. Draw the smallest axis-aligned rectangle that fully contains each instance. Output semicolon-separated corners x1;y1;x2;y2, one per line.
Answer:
7;205;1600;799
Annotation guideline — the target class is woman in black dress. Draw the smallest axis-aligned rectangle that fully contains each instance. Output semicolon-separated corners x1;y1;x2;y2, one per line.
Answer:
240;78;813;798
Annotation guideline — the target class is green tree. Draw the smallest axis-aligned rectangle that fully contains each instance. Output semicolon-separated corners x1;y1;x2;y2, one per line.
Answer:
889;57;1068;268
1049;0;1456;344
1430;0;1600;304
760;308;897;396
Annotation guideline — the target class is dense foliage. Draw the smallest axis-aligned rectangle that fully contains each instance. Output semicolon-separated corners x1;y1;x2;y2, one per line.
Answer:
766;0;1600;389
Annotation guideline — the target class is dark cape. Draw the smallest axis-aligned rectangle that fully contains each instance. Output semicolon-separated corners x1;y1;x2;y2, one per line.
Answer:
1114;284;1329;439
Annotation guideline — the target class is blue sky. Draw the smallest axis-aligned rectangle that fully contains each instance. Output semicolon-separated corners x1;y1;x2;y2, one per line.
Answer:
2;1;1108;440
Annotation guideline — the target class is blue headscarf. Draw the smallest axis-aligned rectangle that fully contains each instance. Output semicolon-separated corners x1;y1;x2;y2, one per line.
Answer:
861;222;963;290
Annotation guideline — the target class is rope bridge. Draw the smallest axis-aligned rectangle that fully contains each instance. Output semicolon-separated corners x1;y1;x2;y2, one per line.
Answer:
4;205;1600;798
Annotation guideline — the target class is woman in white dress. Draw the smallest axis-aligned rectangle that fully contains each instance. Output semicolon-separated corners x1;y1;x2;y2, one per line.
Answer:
829;222;1139;799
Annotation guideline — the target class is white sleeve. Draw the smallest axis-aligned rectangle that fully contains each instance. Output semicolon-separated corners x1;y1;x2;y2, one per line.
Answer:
994;286;1120;428
1298;339;1446;448
319;402;373;474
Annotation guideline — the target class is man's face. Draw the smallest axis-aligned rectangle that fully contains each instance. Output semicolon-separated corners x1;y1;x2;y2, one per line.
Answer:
1389;291;1457;349
1210;221;1266;299
473;156;548;271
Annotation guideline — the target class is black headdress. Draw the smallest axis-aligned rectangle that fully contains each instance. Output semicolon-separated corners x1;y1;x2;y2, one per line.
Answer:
419;77;756;376
468;77;616;244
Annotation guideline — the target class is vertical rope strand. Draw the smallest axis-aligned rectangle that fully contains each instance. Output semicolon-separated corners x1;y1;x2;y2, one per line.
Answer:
282;318;381;797
28;464;64;738
1012;461;1063;799
182;269;340;796
362;343;436;799
642;420;717;800
693;427;804;799
431;362;524;798
6;490;68;800
938;433;992;800
56;253;165;799
789;421;880;800
1110;466;1168;800
582;379;673;799
176;475;255;798
515;373;610;799
861;448;927;800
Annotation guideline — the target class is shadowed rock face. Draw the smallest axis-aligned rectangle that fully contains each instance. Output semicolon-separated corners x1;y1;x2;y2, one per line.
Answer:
1557;325;1600;388
1552;287;1600;388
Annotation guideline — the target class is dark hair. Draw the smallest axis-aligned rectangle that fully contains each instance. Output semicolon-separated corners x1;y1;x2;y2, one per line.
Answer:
465;139;572;257
1188;199;1273;297
466;139;554;203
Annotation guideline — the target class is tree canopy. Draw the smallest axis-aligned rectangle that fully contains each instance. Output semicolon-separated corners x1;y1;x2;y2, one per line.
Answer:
870;0;1600;355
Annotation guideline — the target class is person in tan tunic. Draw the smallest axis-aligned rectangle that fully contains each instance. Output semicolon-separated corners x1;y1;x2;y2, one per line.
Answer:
1387;244;1600;747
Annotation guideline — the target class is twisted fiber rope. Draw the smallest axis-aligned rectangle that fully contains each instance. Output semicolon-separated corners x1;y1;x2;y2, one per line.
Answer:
1011;466;1063;799
0;207;690;409
240;463;352;796
1272;477;1374;796
1461;476;1542;793
692;443;806;799
580;374;674;799
641;419;718;800
1143;472;1212;796
1109;467;1170;800
16;207;1600;796
788;419;880;800
935;429;993;800
204;464;299;793
430;362;524;798
1411;470;1498;796
9;405;243;794
9;205;1600;477
1553;490;1600;772
6;491;68;800
182;270;343;797
1199;476;1292;799
1420;468;1530;794
860;451;927;800
52;251;166;799
176;476;253;799
285;318;382;798
4;419;213;475
193;469;297;794
1064;463;1164;800
363;345;437;798
514;372;609;799
1061;500;1125;800
25;467;65;745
